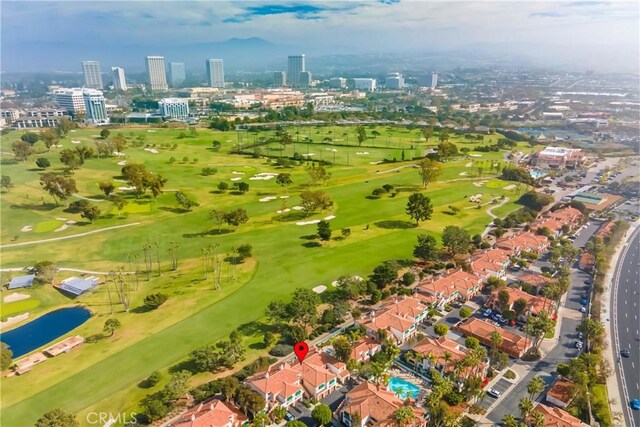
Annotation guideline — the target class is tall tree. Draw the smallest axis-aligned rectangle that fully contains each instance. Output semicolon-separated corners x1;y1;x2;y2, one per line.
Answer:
441;225;471;256
80;205;101;223
527;376;546;400
497;289;511;312
175;191;199;211
40;173;77;206
518;397;534;424
392;406;415;427
12;140;34;161
276;173;293;194
1;175;12;192
103;318;121;337
356;126;367;146
98;181;115;199
317;220;332;243
35;409;79;427
405;193;433;225
417;158;442;189
489;330;503;365
413;234;438;261
59;148;83;170
332;336;352;363
224;208;249;230
311;404;332;426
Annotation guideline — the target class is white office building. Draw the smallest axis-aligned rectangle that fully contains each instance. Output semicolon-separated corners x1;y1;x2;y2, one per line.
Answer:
111;67;127;91
145;56;168;91
287;54;306;87
54;88;86;115
158;98;190;119
329;77;347;89
82;61;103;89
83;89;109;124
353;78;377;92
274;71;287;87
206;59;225;88
385;73;404;89
431;72;438;89
170;62;186;87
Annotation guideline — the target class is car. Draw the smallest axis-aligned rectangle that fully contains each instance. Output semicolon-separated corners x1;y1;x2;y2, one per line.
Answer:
585;278;592;284
483;309;492;318
508;320;516;326
499;316;508;324
576;341;583;349
621;349;631;358
580;307;587;313
578;332;584;340
451;301;462;309
285;413;295;421
487;388;501;398
631;399;640;410
491;313;501;321
581;298;588;305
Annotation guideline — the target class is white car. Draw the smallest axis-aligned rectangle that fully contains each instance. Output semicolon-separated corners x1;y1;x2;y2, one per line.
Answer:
576;341;583;349
487;388;501;398
580;307;587;313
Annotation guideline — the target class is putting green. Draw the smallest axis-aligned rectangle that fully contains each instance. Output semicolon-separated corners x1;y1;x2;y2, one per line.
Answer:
33;220;64;233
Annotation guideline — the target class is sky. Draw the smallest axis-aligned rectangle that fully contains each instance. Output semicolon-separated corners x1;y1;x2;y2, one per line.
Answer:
1;0;639;73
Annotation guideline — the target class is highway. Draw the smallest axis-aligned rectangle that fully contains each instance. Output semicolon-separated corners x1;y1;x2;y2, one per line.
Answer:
612;228;640;427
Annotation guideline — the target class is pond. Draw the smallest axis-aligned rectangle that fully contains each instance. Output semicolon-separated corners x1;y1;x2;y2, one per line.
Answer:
1;307;91;358
388;376;421;399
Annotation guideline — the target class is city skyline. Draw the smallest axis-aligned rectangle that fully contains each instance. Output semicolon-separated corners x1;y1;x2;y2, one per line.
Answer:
1;1;638;73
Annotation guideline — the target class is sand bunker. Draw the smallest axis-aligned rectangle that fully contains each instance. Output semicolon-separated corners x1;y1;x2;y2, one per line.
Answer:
1;313;29;329
249;176;275;181
4;293;30;303
71;140;82;144
70;130;77;132
469;193;484;203
55;217;68;221
20;225;33;232
473;180;488;187
230;177;242;181
118;186;136;191
144;148;159;154
276;208;291;214
469;154;482;157
113;151;126;156
504;184;517;190
292;206;304;211
232;171;245;175
324;215;336;220
466;162;473;167
312;285;327;294
117;161;127;166
326;148;337;152
147;130;156;132
280;195;290;199
459;172;468;176
54;224;68;232
302;153;316;156
296;219;321;225
259;196;277;202
332;275;363;287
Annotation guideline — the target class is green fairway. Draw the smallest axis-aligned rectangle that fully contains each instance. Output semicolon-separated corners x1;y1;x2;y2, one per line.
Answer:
0;125;530;426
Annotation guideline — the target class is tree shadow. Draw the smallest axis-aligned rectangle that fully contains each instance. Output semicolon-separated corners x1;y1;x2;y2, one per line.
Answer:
130;305;153;314
223;256;245;264
168;359;199;374
366;195;382;200
159;207;190;214
273;212;307;222
183;229;233;238
299;234;317;241
302;241;321;248
237;320;272;337
0;159;18;166
374;220;416;229
10;203;58;211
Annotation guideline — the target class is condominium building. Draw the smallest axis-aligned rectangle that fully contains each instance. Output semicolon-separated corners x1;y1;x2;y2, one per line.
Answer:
81;60;103;89
431;72;438;89
111;67;127;91
83;89;109;124
54;88;86;115
287;54;306;87
158;98;189;119
299;71;312;88
353;78;376;92
145;56;168;91
274;71;286;87
205;59;225;88
169;62;186;87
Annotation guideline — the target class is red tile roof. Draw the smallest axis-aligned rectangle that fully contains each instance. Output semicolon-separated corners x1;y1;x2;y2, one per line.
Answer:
456;318;531;358
172;400;248;427
487;287;554;316
417;269;481;300
546;378;576;406
532;403;588;427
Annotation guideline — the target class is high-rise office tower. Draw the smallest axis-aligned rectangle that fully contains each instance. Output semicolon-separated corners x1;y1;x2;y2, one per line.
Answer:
205;59;225;88
385;73;404;89
145;56;168;91
299;71;312;88
273;71;286;87
431;72;438;89
54;88;86;115
81;61;103;89
83;89;109;124
287;54;305;87
111;67;127;91
170;62;186;87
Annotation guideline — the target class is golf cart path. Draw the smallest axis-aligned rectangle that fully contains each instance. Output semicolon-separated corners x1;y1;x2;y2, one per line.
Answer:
1;222;141;248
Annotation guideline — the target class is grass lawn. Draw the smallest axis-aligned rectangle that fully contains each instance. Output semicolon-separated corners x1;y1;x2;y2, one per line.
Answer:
591;384;612;427
0;125;528;426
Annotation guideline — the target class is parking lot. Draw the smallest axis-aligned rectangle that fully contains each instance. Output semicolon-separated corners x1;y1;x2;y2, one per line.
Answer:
477;378;514;410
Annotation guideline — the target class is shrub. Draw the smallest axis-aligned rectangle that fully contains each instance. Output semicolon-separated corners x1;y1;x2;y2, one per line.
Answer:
459;307;472;318
269;344;293;357
144;293;168;309
402;272;415;286
504;369;516;380
201;167;218;176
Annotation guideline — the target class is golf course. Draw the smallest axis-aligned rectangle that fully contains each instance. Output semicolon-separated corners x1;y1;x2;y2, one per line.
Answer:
0;124;532;426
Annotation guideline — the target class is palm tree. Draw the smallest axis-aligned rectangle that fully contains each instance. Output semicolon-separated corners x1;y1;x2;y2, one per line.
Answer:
392;406;415;426
527;376;546;401
530;411;545;427
443;351;452;374
518;397;534;424
502;414;519;427
489;330;503;366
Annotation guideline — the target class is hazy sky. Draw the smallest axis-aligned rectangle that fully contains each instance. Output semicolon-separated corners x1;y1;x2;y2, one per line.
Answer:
2;1;639;72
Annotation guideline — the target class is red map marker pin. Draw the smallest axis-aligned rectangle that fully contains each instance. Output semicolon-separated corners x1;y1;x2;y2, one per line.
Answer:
294;341;309;364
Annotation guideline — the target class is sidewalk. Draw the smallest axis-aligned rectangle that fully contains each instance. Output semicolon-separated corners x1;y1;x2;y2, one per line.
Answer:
603;221;640;427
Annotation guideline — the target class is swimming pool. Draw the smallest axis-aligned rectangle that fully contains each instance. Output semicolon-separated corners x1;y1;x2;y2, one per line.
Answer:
530;169;548;179
388;376;420;399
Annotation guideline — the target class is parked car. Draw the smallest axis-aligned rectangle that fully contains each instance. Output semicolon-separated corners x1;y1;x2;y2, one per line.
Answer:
581;298;588;305
578;332;584;340
508;320;516;326
451;301;462;309
487;388;501;398
580;307;587;313
576;341;583;349
285;413;295;422
483;309;492;318
491;313;501;321
621;349;631;358
499;316;508;325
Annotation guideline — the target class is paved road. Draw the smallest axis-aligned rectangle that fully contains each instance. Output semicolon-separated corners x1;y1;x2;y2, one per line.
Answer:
611;229;640;427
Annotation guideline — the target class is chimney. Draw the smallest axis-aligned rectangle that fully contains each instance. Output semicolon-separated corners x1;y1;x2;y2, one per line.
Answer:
264;371;270;379
191;414;196;421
